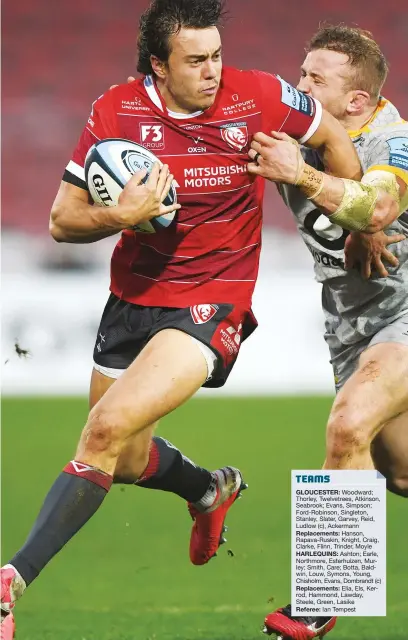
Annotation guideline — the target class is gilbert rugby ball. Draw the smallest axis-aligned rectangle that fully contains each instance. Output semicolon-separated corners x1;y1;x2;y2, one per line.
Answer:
85;138;177;234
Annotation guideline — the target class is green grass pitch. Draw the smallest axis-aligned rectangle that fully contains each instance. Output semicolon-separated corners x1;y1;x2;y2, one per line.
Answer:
2;396;407;639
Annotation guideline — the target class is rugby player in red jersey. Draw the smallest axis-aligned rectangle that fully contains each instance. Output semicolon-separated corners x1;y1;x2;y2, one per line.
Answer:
1;1;361;634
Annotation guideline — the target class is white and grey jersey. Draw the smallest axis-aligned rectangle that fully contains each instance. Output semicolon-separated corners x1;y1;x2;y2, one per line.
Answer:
279;100;408;347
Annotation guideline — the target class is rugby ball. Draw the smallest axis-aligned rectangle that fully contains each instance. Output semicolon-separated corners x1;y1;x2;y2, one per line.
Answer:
84;138;177;233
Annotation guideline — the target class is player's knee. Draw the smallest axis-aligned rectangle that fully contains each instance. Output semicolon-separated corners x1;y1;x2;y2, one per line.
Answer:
82;409;128;457
327;402;369;459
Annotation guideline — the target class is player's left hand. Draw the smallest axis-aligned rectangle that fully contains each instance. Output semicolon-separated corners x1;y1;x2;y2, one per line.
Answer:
344;230;406;278
248;131;303;183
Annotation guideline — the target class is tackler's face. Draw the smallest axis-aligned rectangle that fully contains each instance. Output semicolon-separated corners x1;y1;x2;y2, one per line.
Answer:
297;49;354;120
162;26;222;113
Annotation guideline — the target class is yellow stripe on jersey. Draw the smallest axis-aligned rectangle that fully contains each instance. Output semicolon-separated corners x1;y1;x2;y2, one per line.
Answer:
348;99;388;138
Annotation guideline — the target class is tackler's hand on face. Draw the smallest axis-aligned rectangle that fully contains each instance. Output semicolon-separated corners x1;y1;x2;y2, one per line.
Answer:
248;131;304;184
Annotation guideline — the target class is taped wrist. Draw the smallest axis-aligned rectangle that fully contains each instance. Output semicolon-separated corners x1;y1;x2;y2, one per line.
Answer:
295;163;325;199
329;180;379;231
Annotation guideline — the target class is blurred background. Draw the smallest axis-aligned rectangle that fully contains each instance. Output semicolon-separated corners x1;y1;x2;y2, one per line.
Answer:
2;3;408;639
2;0;408;394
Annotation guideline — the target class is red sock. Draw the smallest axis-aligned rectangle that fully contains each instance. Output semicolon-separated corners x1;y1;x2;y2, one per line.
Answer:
63;460;113;491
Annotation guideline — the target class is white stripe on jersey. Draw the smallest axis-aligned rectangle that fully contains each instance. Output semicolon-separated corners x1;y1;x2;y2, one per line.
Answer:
298;98;323;144
178;206;258;227
66;160;85;181
177;182;252;196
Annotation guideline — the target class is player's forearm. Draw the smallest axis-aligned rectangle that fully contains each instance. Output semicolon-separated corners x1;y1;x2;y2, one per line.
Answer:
49;199;128;243
305;110;362;181
297;165;401;233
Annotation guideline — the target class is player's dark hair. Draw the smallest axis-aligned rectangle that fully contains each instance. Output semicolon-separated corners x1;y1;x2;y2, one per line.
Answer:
307;25;389;101
137;0;226;75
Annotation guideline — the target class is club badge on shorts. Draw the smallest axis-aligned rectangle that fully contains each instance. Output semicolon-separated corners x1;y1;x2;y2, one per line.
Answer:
190;304;219;324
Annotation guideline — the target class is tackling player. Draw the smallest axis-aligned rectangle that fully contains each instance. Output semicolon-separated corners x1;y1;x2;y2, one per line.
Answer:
0;1;363;635
247;25;408;640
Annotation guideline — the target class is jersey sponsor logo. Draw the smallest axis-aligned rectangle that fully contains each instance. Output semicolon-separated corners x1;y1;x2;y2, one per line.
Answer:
222;98;256;116
386;137;408;171
190;304;219;324
309;247;345;270
140;123;165;150
219;323;242;355
183;163;246;188
220;122;248;151
278;76;314;116
121;99;150;112
188;134;206;152
181;124;203;131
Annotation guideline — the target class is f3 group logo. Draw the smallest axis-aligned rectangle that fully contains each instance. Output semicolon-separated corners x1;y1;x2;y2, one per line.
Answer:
140;123;165;150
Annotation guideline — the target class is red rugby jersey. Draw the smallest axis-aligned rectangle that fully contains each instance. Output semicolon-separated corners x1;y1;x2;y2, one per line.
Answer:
64;67;321;308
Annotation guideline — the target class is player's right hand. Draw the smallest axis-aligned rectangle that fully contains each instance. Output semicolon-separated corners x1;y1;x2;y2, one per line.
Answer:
344;230;406;278
117;163;180;228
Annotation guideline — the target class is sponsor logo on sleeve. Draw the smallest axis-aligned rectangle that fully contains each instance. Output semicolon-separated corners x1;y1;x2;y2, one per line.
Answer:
386;137;408;170
278;76;314;116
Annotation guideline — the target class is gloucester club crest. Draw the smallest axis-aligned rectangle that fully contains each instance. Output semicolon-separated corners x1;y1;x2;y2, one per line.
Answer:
220;122;248;151
190;304;219;324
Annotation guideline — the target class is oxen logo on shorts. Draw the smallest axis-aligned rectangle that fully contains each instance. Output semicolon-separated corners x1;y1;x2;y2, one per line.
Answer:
220;122;248;151
190;304;219;324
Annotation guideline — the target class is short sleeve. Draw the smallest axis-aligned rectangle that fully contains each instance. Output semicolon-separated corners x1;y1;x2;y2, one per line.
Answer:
63;93;117;190
365;130;408;186
255;71;322;143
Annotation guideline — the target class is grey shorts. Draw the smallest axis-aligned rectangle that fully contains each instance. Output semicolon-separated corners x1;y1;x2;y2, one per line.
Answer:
327;313;408;393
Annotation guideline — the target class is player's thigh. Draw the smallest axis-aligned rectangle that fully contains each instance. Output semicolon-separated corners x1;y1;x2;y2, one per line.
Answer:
83;328;208;445
89;367;116;408
371;410;408;497
328;342;408;441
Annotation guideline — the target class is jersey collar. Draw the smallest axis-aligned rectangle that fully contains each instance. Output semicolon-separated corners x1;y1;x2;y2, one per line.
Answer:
348;97;401;138
143;75;203;119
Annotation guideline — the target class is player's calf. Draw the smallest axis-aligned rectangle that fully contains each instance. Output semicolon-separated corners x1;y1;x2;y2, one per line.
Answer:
325;343;408;470
325;398;375;469
371;411;408;498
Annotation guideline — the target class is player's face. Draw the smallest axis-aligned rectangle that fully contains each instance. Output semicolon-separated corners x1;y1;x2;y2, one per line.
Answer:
297;50;354;120
163;27;222;113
